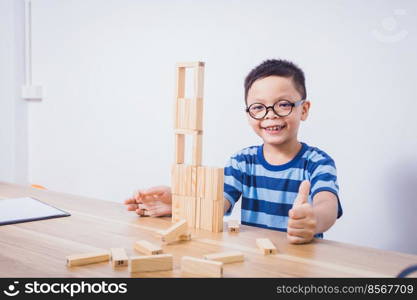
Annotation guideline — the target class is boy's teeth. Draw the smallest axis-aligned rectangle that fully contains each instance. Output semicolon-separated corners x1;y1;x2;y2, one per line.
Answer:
265;125;284;131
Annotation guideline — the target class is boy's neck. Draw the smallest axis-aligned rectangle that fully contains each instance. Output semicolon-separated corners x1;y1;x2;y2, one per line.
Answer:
263;139;302;166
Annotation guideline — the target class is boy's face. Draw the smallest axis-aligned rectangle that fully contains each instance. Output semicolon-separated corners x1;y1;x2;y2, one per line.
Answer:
246;76;310;147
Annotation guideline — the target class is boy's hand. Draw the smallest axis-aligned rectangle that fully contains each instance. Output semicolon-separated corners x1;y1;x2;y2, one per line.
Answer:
287;180;317;244
124;186;172;217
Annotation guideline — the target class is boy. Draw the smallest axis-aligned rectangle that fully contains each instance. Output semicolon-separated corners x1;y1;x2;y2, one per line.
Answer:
125;59;342;244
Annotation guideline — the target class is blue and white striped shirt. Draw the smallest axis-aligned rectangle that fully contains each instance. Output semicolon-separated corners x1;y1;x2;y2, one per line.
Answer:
224;142;342;237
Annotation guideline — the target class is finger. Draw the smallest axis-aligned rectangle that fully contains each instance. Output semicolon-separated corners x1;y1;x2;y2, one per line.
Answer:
293;180;310;207
287;227;308;238
287;234;308;244
138;203;150;210
124;197;137;205
127;204;139;211
287;217;305;229
135;208;148;216
290;204;313;219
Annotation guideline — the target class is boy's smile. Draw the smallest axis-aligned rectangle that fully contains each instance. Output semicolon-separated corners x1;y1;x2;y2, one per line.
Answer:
246;76;310;149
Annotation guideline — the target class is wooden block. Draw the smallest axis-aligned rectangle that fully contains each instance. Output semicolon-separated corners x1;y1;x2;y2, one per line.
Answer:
66;251;110;267
176;61;204;68
176;97;185;129
110;248;128;268
194;65;205;99
213;167;224;200
197;167;206;198
256;238;277;255
174;134;185;164
179;233;192;241
175;66;185;98
172;164;197;197
204;251;244;264
181;256;223;277
192;133;203;166
180;165;186;196
191;166;197;197
228;219;240;233
195;196;201;229
171;194;180;222
134;240;163;255
161;219;188;244
212;199;224;233
176;98;202;131
174;129;203;135
184;97;191;129
195;98;203;130
173;99;178;129
185;165;192;196
184;195;196;228
198;167;224;200
189;97;203;131
200;196;213;231
130;254;173;273
171;164;179;195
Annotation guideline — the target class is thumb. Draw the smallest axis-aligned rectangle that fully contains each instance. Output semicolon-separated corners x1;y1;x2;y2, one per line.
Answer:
293;180;310;207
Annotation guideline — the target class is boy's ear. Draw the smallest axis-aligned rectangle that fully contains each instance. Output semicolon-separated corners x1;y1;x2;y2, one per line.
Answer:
301;100;311;121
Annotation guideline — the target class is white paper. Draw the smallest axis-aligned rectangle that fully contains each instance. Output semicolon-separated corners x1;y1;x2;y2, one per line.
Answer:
0;197;70;225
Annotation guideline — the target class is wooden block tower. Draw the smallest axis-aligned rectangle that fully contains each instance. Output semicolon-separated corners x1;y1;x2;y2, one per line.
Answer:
171;62;224;233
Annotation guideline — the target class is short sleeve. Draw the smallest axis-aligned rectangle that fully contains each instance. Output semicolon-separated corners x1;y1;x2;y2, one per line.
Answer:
309;157;343;218
223;155;244;215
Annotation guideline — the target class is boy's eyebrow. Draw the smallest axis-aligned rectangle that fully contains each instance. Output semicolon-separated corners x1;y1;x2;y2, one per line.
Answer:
272;95;297;101
250;95;296;103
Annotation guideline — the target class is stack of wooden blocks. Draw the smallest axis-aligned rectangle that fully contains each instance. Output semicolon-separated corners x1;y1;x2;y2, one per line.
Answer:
171;62;224;233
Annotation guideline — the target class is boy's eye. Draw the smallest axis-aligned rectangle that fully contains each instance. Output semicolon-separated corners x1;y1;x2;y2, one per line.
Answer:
250;104;265;111
276;101;292;109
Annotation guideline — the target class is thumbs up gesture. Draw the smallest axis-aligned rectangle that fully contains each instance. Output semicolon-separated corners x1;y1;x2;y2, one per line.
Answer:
287;180;317;244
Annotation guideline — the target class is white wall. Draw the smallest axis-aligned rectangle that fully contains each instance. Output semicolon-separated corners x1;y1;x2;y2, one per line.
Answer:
7;0;417;254
0;0;28;185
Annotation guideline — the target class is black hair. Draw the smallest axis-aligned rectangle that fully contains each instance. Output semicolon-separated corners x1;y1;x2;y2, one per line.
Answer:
244;59;307;104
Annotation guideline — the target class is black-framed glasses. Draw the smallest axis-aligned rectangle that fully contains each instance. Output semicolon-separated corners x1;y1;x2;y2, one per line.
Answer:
245;99;305;120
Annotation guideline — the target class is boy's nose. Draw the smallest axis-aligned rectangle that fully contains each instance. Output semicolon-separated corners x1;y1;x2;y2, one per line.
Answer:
265;107;278;119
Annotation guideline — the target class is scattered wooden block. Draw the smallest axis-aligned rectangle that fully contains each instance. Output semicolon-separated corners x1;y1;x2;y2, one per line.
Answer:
110;248;128;268
203;251;244;264
134;240;163;256
160;219;188;244
228;220;240;233
256;238;277;255
178;233;192;241
66;251;110;267
130;254;173;273
181;256;223;277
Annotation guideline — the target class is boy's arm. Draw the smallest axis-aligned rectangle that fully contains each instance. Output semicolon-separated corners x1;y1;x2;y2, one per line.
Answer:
312;191;338;234
224;198;231;214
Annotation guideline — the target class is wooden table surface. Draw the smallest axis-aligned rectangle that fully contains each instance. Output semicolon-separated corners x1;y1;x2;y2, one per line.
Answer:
0;182;416;278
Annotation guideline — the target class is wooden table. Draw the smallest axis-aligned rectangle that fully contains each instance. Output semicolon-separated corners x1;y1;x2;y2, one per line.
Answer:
0;182;416;278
